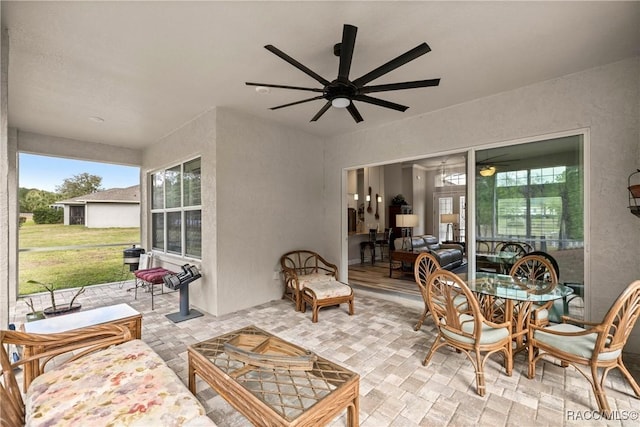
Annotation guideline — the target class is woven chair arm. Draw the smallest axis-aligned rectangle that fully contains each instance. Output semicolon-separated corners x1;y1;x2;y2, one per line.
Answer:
483;318;512;330
529;321;604;337
2;324;131;371
561;315;601;327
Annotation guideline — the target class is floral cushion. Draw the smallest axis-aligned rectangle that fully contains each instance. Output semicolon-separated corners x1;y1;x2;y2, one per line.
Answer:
26;339;215;427
297;272;334;289
304;280;352;299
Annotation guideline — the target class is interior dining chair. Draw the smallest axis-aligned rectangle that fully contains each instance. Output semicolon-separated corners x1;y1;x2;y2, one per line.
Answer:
496;241;528;258
412;252;441;331
375;228;393;261
509;254;558;327
423;270;513;397
528;280;640;417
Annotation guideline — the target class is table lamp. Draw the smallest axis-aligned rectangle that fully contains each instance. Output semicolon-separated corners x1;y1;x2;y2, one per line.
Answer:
396;214;419;250
440;213;459;242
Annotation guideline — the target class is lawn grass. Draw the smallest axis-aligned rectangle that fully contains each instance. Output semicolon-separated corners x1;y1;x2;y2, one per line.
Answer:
19;220;140;295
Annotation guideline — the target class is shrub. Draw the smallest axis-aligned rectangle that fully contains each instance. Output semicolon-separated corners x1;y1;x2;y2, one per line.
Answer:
32;208;63;224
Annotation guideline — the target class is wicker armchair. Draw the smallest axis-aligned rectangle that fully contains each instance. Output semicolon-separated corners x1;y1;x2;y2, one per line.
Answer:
509;254;558;327
423;270;513;397
280;250;339;311
280;250;353;323
528;280;640;417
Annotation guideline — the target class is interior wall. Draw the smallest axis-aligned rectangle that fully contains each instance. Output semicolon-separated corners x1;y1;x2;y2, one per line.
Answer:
412;165;427;235
215;108;325;316
326;57;640;352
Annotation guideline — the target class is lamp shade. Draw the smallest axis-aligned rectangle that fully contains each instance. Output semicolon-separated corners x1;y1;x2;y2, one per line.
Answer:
440;213;459;224
479;166;496;177
396;214;419;227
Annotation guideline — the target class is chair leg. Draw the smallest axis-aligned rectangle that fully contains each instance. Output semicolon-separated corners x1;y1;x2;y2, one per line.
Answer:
617;358;640;397
527;340;536;379
504;343;513;377
414;305;428;331
474;349;485;397
590;364;611;416
348;297;355;316
311;302;319;323
422;333;444;366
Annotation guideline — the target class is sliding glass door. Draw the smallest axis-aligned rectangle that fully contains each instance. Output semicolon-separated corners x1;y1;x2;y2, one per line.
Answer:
475;135;585;319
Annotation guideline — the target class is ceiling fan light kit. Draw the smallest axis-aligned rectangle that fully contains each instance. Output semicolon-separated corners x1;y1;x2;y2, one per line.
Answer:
479;166;496;177
246;24;440;123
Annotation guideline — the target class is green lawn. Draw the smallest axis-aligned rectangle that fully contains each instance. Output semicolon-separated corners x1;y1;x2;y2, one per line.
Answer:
19;221;140;295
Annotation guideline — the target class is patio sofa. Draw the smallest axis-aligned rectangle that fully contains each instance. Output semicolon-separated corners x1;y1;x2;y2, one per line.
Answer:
1;324;215;427
394;234;464;271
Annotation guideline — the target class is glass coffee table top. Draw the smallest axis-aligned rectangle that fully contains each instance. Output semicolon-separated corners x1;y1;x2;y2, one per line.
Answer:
190;325;358;422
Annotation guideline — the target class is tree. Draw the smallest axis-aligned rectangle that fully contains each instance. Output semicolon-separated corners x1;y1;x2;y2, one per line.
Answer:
55;173;103;199
21;189;58;212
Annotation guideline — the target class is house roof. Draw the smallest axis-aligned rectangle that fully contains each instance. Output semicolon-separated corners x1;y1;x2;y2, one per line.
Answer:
56;185;140;205
2;2;639;149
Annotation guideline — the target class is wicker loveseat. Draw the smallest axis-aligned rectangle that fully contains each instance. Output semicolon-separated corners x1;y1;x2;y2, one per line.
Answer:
1;324;215;427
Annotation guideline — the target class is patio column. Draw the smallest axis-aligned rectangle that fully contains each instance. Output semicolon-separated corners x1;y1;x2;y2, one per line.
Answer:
1;26;11;329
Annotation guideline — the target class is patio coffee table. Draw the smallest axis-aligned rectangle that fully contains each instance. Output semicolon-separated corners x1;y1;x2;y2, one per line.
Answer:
188;325;360;426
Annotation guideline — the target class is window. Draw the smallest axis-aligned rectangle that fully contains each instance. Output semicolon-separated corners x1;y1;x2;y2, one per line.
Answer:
150;157;201;259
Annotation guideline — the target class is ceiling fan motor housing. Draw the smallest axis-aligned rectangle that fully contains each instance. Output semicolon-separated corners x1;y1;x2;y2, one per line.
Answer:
325;80;357;102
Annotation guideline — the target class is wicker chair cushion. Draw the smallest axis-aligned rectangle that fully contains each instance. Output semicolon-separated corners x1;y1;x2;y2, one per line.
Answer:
297;273;334;288
533;323;620;361
441;314;510;345
304;280;352;299
533;306;549;322
26;339;214;426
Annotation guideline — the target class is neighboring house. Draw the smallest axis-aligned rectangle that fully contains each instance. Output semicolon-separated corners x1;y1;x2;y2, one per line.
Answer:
54;185;140;228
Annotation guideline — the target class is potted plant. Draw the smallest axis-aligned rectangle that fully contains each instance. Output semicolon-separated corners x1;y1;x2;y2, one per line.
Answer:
391;194;408;206
24;298;45;322
26;280;85;317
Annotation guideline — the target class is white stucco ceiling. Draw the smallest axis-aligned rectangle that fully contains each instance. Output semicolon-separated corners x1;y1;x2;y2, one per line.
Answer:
2;1;639;150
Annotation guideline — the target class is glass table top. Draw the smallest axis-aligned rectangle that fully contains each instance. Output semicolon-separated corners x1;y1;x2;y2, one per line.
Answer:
460;272;573;302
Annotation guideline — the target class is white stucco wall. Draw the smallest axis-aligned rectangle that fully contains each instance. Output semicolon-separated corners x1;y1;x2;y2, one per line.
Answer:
85;203;140;228
141;108;217;315
324;57;640;352
215;108;326;316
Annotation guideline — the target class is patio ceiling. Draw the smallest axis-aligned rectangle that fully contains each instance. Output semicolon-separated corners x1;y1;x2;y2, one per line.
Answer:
2;1;639;150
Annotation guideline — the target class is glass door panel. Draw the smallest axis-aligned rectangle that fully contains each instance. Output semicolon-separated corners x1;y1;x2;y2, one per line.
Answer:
475;135;585;320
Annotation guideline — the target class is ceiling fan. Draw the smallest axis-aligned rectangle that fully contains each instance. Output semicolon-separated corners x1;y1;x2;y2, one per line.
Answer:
246;24;440;123
476;154;518;177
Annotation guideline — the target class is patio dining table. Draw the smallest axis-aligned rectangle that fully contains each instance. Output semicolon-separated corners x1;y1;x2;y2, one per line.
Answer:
460;272;573;352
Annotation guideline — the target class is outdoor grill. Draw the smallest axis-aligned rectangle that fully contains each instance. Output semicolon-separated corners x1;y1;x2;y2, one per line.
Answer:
123;246;145;271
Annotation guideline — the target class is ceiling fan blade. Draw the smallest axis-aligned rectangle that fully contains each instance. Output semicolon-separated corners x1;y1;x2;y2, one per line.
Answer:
264;45;330;86
338;24;357;80
360;78;440;94
352;43;432;87
246;82;324;93
346;103;363;123
353;95;408;112
310;101;332;122
270;96;325;110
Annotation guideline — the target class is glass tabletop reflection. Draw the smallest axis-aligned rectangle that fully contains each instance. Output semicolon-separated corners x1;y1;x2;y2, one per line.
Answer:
460;271;573;302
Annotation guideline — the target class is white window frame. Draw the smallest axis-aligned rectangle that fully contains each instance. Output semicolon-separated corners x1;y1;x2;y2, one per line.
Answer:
149;157;202;260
